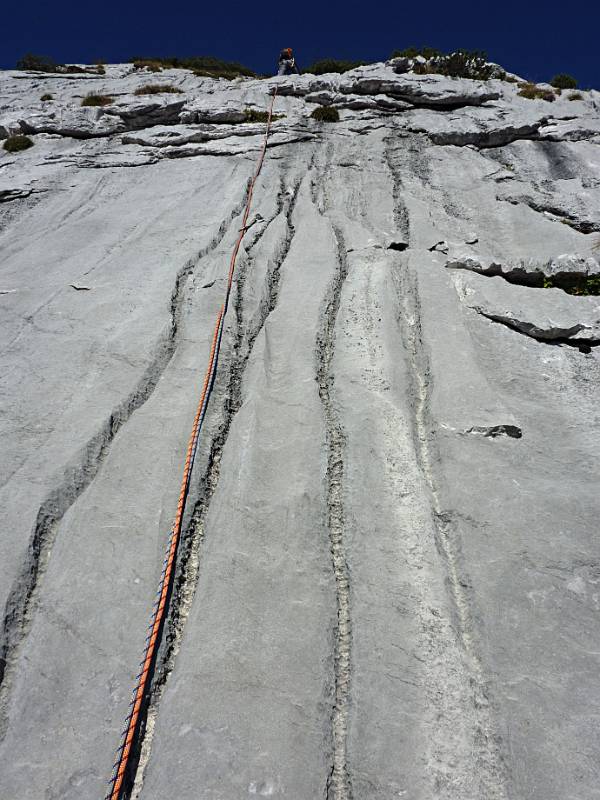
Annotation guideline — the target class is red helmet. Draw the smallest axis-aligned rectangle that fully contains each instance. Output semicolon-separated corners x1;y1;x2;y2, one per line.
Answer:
285;48;293;56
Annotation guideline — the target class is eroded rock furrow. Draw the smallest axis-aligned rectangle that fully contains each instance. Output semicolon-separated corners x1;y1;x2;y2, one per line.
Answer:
393;263;509;800
317;223;352;800
0;191;249;739
124;161;303;798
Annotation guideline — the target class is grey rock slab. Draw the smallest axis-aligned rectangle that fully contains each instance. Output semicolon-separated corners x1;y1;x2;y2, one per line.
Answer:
404;104;548;147
141;177;336;800
2;58;600;800
410;253;521;435
19;107;126;138
453;270;600;343
0;155;252;738
446;253;600;286
0;163;259;799
338;66;500;106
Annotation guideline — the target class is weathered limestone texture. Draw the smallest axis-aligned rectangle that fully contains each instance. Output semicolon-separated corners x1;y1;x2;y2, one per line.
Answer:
1;60;600;799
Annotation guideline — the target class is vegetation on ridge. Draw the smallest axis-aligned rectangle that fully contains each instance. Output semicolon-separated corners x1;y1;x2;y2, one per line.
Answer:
81;93;114;107
130;55;255;80
134;84;183;95
302;58;366;75
517;82;556;101
16;53;104;75
550;73;578;89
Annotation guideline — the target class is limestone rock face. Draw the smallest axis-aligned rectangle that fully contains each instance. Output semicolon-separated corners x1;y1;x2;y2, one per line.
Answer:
1;59;600;800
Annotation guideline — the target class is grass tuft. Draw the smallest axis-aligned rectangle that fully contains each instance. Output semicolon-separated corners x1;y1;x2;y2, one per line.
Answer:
568;91;584;101
517;82;556;101
3;135;34;153
310;105;340;122
243;108;283;123
81;93;114;107
134;84;183;95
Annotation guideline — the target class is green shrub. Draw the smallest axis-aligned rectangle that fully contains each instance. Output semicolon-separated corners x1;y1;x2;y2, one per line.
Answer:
550;73;577;89
568;91;583;101
16;53;59;72
3;135;34;153
303;58;365;75
518;82;556;101
131;55;255;79
430;50;496;80
81;93;114;107
310;105;340;122
391;46;442;60
404;49;496;80
40;93;53;101
134;84;183;95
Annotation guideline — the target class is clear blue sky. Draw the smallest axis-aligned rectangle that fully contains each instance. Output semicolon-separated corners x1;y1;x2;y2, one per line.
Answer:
2;0;598;88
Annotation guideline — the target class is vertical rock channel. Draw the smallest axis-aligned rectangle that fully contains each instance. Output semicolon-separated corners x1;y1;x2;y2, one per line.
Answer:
317;224;352;800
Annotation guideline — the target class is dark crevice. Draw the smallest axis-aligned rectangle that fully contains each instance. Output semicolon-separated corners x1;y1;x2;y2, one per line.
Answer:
463;424;523;439
446;259;600;295
477;311;599;352
502;197;600;234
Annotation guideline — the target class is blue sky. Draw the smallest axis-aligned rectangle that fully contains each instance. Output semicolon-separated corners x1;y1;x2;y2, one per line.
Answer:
2;0;598;87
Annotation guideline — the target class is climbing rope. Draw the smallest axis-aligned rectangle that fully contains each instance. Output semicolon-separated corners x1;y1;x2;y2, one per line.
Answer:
107;86;279;800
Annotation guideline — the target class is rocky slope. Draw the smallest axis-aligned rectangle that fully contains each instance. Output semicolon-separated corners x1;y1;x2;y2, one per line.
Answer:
1;59;600;800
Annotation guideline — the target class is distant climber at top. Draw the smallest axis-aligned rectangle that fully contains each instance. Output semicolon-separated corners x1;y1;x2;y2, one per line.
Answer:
277;48;299;76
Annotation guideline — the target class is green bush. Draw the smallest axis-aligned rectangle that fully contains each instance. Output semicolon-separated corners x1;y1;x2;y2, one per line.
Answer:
81;93;114;107
430;50;496;80
16;53;59;72
550;73;577;89
131;55;255;79
391;46;442;60
40;93;53;101
303;58;365;75
134;84;183;95
568;91;584;101
403;49;497;80
3;135;34;153
310;105;340;122
518;82;556;101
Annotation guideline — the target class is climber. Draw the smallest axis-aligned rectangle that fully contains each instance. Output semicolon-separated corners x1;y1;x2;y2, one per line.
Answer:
277;48;299;76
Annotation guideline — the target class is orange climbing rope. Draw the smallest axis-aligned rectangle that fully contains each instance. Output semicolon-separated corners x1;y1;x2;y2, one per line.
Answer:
107;86;279;800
